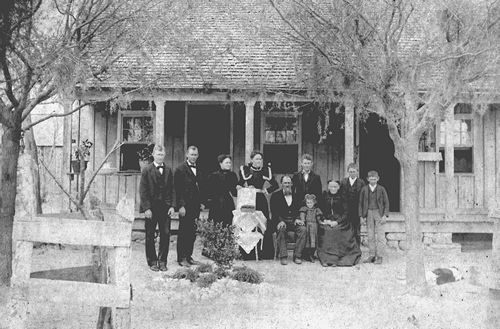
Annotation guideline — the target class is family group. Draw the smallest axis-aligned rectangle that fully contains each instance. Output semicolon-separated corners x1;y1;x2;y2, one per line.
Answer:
139;145;389;271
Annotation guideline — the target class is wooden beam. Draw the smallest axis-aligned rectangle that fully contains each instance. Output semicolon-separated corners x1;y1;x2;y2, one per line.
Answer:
244;99;256;161
28;278;130;308
474;112;484;208
154;98;165;146
484;109;496;210
444;104;456;217
15;217;132;247
344;98;354;174
78;90;312;103
110;247;132;328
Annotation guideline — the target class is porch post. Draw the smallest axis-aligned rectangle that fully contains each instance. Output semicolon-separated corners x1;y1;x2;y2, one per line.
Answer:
244;99;256;162
154;98;165;146
344;97;355;174
444;104;455;218
62;100;74;211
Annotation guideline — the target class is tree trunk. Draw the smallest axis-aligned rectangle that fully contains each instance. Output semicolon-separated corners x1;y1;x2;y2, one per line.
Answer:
24;115;43;214
0;125;22;286
398;136;427;293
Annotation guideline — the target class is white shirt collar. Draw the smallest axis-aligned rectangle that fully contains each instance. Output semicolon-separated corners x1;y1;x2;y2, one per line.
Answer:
349;177;357;185
369;184;377;192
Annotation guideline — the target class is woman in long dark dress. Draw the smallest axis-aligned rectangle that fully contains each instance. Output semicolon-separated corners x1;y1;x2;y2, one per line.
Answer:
207;154;238;226
237;150;278;260
318;180;361;267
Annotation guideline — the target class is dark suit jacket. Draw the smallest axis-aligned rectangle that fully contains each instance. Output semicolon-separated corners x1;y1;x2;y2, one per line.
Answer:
139;163;174;213
339;177;365;217
292;171;322;202
270;189;300;231
358;184;390;218
174;162;204;210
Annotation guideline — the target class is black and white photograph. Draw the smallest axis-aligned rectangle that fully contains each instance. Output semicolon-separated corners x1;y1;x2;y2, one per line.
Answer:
0;0;499;328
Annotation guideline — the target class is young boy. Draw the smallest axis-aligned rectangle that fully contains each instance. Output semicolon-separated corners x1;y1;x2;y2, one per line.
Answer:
358;170;389;264
298;194;323;263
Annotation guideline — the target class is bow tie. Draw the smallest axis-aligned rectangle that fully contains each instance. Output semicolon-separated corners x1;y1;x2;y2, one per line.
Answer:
188;164;196;168
156;165;164;170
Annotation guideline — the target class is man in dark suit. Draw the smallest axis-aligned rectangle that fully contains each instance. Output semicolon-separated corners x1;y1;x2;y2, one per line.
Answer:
270;175;305;265
174;145;205;267
292;153;322;204
139;145;175;271
340;163;365;246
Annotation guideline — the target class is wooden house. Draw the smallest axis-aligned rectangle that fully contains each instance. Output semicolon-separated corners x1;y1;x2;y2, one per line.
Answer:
63;1;499;246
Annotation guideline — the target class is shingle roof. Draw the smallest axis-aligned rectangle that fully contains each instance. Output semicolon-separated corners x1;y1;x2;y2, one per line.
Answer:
87;0;499;93
89;0;311;91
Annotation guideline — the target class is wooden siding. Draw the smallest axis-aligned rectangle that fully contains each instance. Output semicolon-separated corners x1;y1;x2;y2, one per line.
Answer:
419;105;499;210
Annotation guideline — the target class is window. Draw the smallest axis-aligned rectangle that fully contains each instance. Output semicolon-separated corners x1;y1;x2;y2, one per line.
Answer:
261;112;301;174
438;104;473;173
418;128;437;152
118;101;155;171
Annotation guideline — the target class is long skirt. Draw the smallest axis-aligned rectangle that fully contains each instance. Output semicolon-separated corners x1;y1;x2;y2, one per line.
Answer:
240;193;275;260
317;224;361;266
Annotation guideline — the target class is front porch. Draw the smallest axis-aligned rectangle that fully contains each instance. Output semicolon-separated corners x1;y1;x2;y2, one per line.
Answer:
57;91;500;236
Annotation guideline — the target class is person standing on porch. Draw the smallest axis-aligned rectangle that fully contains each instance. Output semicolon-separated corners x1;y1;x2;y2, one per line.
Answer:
292;154;322;204
238;150;278;260
340;163;366;246
174;145;205;267
206;154;238;226
139;145;175;272
359;170;389;265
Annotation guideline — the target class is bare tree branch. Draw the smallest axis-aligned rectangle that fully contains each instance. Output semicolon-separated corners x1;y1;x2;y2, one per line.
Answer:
81;139;123;202
39;157;81;209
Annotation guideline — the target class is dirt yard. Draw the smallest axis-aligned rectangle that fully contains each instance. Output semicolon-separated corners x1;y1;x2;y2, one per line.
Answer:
23;237;495;329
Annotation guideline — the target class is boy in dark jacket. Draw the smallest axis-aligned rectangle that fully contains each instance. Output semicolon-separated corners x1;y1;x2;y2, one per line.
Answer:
358;170;389;264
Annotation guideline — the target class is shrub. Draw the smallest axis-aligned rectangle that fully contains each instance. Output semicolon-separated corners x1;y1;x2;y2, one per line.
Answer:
196;263;214;274
197;219;240;269
197;273;218;288
231;266;263;284
213;266;229;279
172;268;199;282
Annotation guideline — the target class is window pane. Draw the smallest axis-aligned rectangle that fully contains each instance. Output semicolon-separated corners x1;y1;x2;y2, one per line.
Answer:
419;128;436;152
120;143;147;171
264;116;298;144
438;148;473;173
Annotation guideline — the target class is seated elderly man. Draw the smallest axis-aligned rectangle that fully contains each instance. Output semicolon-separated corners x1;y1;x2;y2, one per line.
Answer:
270;175;306;265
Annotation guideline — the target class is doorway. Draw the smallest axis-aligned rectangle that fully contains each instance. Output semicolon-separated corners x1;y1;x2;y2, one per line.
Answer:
359;114;400;212
187;104;231;175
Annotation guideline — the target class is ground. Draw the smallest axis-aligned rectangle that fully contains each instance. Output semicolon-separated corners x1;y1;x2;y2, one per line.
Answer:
18;236;496;329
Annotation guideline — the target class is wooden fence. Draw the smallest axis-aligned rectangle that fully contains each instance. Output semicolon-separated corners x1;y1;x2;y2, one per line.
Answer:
10;213;133;329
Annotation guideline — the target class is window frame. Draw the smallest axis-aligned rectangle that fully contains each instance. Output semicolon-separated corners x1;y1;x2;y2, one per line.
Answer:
117;109;156;172
438;111;474;174
260;111;302;174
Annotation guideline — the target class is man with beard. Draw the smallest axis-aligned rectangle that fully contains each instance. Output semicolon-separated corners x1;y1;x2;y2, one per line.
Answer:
270;175;305;265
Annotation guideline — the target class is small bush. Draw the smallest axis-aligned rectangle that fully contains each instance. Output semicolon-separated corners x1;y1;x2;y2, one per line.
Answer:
231;266;263;284
171;268;199;282
197;273;218;288
198;219;240;269
196;263;214;274
213;266;229;279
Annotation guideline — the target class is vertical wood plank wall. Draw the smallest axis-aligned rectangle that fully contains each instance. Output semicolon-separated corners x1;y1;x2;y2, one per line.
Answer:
420;106;499;210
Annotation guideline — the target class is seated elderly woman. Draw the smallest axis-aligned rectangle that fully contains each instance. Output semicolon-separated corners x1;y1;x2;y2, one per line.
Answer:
317;180;361;267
